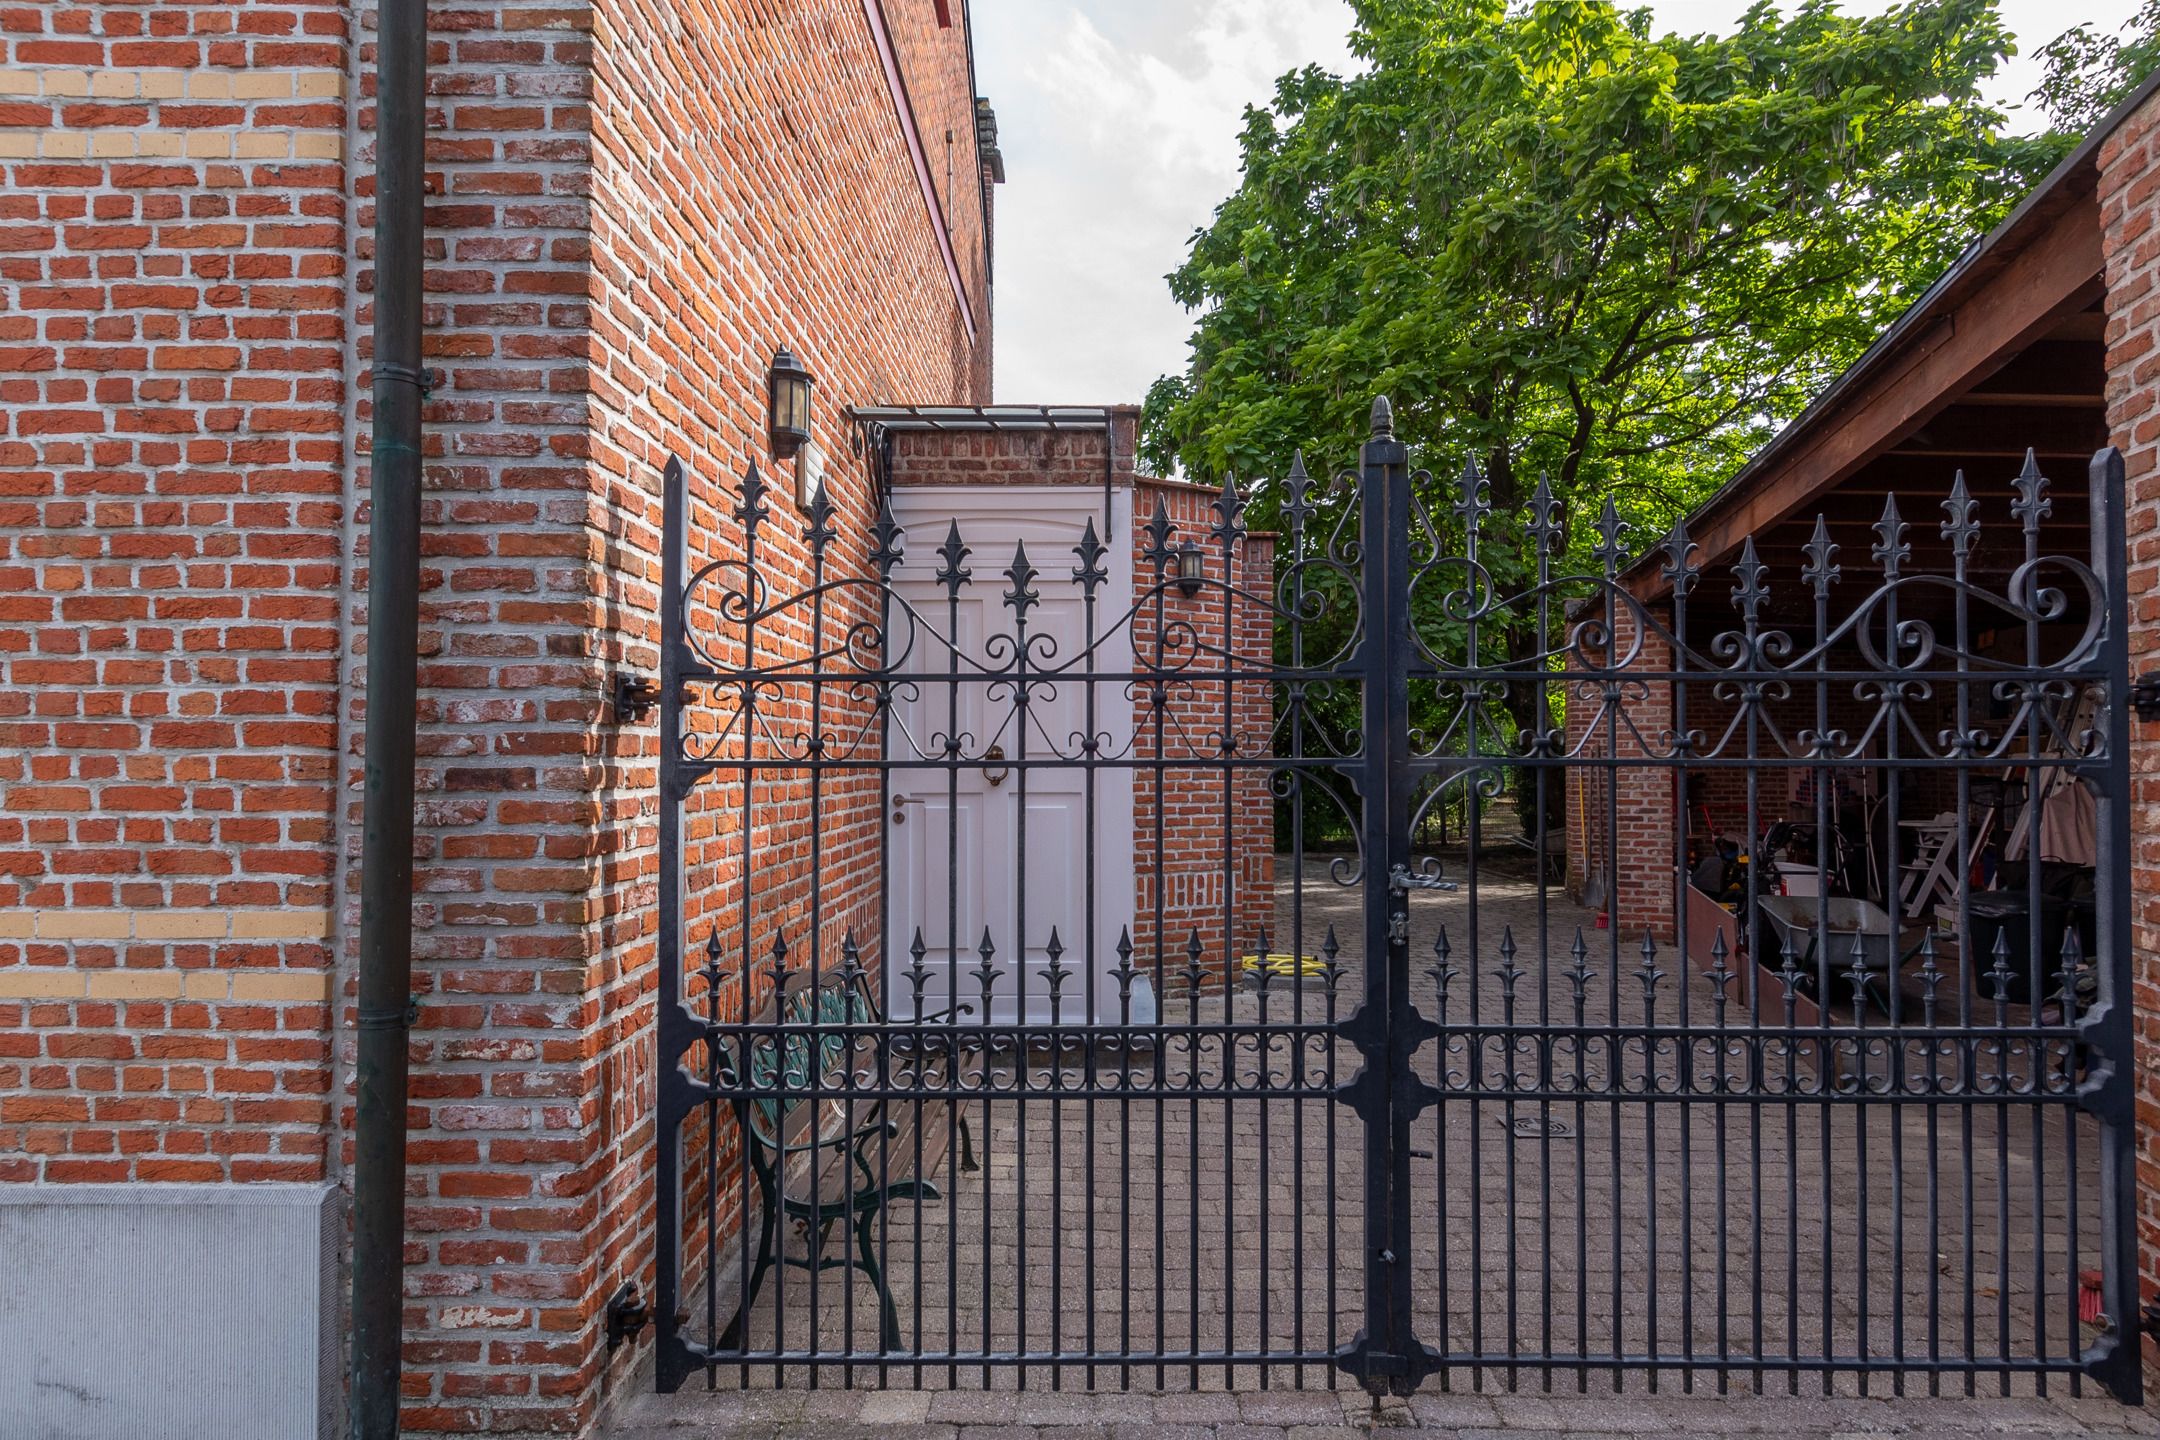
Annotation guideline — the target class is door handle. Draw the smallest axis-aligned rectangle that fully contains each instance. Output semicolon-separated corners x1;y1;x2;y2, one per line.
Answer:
984;745;1009;787
891;794;923;825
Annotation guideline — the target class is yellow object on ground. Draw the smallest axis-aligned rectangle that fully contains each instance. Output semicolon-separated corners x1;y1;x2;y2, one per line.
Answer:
1240;952;1328;978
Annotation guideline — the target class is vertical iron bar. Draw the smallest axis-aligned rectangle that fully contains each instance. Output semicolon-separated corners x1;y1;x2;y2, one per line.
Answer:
2087;447;2140;1405
655;459;693;1394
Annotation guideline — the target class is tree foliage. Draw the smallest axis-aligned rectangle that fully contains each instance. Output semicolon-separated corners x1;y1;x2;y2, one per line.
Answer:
1141;0;2074;834
1144;0;2062;554
2032;1;2160;135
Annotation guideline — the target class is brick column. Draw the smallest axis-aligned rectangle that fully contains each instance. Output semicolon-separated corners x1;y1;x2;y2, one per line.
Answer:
2098;80;2160;1336
1561;603;1678;943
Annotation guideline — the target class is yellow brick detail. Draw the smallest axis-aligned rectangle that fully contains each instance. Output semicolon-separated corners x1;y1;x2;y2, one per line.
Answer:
229;910;332;940
184;130;231;159
136;132;184;158
228;972;332;1003
0;910;32;939
0;135;32;159
138;71;186;100
85;971;186;999
235;131;289;160
36;910;131;940
187;71;231;100
89;131;132;159
134;912;230;940
295;72;345;99
43;70;89;97
291;132;343;161
42;131;86;159
182;973;231;1001
230;72;293;100
90;70;137;99
0;70;37;95
0;971;86;999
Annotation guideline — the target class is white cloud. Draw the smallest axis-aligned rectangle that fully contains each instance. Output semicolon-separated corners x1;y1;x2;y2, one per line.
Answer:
973;0;1355;404
972;0;2144;408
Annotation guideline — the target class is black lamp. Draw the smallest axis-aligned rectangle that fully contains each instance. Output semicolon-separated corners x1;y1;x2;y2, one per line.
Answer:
1174;541;1206;598
768;347;813;459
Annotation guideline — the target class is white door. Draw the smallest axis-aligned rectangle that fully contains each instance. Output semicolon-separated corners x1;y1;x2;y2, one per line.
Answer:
885;485;1135;1026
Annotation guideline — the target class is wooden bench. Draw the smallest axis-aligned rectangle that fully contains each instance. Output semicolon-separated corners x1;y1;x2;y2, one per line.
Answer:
721;967;969;1351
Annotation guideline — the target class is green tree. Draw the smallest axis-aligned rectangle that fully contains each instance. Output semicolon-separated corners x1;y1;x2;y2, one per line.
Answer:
2032;2;2160;134
1143;0;2064;831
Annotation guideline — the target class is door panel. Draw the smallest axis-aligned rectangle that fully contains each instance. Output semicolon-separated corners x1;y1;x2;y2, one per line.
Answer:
885;486;1133;1025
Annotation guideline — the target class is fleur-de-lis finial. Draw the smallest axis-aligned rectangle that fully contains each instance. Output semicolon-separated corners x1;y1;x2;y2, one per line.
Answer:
1431;924;1457;1000
975;926;1003;997
736;458;772;538
1528;472;1564;562
1871;493;1909;578
1494;926;1523;1003
1282;450;1314;537
2010;448;2050;539
1659;514;1699;598
803;478;837;555
1003;539;1040;619
1731;535;1769;623
1801;514;1839;599
1591;496;1630;576
1636;929;1663;1001
1072;515;1108;592
1141;495;1177;570
1043;926;1068;1005
1940;469;1977;562
936;519;972;595
1454;457;1491;538
1211;470;1247;547
870;495;904;576
838;927;866;985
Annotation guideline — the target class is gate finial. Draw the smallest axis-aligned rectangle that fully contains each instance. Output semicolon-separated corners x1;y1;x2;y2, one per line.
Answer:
1369;395;1394;440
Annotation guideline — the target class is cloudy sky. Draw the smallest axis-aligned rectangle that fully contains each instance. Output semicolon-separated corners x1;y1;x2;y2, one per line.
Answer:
971;0;2144;405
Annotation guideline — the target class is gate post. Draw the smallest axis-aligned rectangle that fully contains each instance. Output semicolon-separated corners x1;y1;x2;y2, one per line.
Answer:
1337;399;1437;1395
2083;446;2143;1405
653;456;699;1393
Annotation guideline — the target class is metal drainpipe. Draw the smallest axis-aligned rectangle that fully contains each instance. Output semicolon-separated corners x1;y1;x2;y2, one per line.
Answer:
350;0;428;1429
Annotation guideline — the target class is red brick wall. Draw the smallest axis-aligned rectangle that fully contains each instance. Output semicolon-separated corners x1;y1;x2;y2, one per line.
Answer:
1;0;993;1433
0;6;349;1183
2098;79;2160;1337
1129;476;1275;975
1562;603;1677;942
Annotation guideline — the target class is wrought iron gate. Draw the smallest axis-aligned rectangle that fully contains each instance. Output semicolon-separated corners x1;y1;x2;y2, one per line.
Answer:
653;402;2140;1402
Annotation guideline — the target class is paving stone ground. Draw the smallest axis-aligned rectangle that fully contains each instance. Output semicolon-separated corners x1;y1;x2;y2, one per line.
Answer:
620;860;2137;1437
606;1374;2157;1439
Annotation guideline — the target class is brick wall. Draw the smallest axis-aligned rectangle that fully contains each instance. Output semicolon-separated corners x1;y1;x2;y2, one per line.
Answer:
0;5;349;1184
1562;602;1677;943
2097;78;2160;1336
1;0;994;1433
1129;475;1275;974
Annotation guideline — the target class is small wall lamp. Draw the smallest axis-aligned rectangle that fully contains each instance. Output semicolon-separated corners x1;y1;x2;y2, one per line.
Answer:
1174;542;1206;599
768;347;813;460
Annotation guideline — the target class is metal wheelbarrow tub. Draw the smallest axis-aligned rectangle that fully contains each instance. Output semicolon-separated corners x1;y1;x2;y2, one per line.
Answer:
1755;895;1897;973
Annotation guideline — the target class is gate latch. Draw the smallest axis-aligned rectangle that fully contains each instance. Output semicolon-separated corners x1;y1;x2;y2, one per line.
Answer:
1388;863;1457;895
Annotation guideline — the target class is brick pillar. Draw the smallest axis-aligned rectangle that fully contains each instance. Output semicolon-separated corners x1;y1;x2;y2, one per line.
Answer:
1562;603;1678;943
1128;476;1276;974
2098;79;2160;1337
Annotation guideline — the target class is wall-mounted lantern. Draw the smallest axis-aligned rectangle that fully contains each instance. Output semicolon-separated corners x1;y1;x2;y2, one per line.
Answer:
768;347;813;460
1174;542;1206;599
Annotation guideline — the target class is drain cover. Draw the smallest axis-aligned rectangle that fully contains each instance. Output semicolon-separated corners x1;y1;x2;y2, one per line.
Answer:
1512;1115;1573;1139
